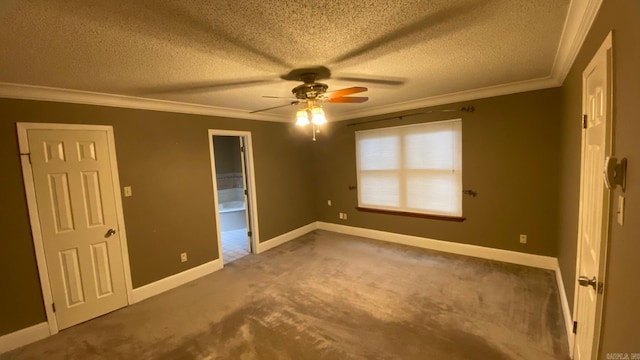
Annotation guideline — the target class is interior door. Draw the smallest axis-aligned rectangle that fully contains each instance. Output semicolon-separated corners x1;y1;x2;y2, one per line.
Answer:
573;34;612;360
28;129;128;330
239;137;253;252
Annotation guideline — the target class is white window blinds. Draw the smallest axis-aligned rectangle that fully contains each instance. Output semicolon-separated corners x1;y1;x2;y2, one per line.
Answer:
355;119;462;217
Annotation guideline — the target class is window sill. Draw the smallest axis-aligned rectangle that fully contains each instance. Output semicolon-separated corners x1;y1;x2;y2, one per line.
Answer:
356;207;466;222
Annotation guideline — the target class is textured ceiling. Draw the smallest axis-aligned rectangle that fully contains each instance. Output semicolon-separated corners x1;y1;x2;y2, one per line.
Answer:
0;0;571;121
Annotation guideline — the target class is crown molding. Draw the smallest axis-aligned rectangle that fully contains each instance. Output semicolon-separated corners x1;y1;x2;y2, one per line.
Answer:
334;76;561;121
0;82;287;122
551;0;603;83
0;1;601;123
335;0;603;122
0;77;559;123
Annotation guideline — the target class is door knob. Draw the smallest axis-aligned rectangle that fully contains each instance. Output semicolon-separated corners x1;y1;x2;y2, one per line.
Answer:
578;275;597;290
105;228;116;238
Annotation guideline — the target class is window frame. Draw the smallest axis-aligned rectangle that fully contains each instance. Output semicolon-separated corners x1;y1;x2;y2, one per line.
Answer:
355;119;464;221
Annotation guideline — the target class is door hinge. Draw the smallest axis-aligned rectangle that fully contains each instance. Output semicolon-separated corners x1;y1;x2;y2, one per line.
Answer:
582;114;588;129
598;282;604;294
20;152;32;164
244;189;248;195
573;321;577;334
240;146;245;152
247;231;252;237
52;303;56;313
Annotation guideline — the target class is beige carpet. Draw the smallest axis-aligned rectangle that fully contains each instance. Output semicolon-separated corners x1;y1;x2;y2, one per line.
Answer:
2;230;569;359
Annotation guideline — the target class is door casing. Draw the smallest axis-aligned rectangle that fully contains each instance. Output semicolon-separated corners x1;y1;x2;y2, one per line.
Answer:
207;129;260;265
17;122;133;335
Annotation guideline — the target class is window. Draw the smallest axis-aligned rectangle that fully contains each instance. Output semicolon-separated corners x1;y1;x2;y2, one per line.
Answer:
355;119;462;218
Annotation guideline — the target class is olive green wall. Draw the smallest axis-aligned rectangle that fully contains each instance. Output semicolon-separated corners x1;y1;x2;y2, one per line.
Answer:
312;88;562;256
0;98;316;336
3;4;638;353
557;0;640;356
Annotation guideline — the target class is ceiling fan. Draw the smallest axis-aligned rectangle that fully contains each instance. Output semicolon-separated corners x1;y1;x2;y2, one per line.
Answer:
250;66;372;115
249;66;402;140
147;65;403;139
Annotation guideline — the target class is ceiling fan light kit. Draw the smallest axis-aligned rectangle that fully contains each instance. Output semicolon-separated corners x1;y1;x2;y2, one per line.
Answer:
296;101;327;141
251;66;385;140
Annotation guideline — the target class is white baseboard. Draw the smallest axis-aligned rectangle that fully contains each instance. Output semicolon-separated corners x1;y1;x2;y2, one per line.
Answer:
555;259;574;356
317;222;575;351
131;259;222;303
0;260;224;353
0;322;49;354
1;223;571;355
317;222;558;270
256;222;318;254
132;221;317;304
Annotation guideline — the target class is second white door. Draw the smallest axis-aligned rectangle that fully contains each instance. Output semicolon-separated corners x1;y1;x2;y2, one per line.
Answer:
573;33;612;360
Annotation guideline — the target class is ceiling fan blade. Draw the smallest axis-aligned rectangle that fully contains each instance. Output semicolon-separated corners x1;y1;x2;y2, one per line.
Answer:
333;75;406;86
328;97;369;103
262;95;297;99
325;87;368;99
146;77;279;94
250;101;301;114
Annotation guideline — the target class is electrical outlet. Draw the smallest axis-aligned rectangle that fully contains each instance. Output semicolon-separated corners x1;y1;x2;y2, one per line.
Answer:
343;213;348;220
123;186;132;197
328;200;332;206
180;252;188;262
519;234;527;244
339;212;344;219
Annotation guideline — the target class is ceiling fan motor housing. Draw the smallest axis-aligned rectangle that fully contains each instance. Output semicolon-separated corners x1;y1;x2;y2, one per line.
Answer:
292;82;328;100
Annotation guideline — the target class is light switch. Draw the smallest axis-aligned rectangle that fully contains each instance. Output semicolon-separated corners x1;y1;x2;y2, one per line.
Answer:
123;186;132;197
617;195;625;226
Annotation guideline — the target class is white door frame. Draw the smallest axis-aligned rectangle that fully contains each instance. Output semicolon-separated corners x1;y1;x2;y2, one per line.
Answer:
571;31;613;359
207;130;260;265
16;122;134;335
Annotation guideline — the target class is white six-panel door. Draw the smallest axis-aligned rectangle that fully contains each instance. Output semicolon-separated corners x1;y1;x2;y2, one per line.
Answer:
27;129;128;330
573;33;612;360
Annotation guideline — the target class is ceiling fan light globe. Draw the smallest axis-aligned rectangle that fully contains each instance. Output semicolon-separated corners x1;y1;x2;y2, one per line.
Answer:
296;109;310;126
311;115;326;125
311;107;327;125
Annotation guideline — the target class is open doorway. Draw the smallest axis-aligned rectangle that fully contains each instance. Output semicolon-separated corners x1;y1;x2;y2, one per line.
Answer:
208;130;259;265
